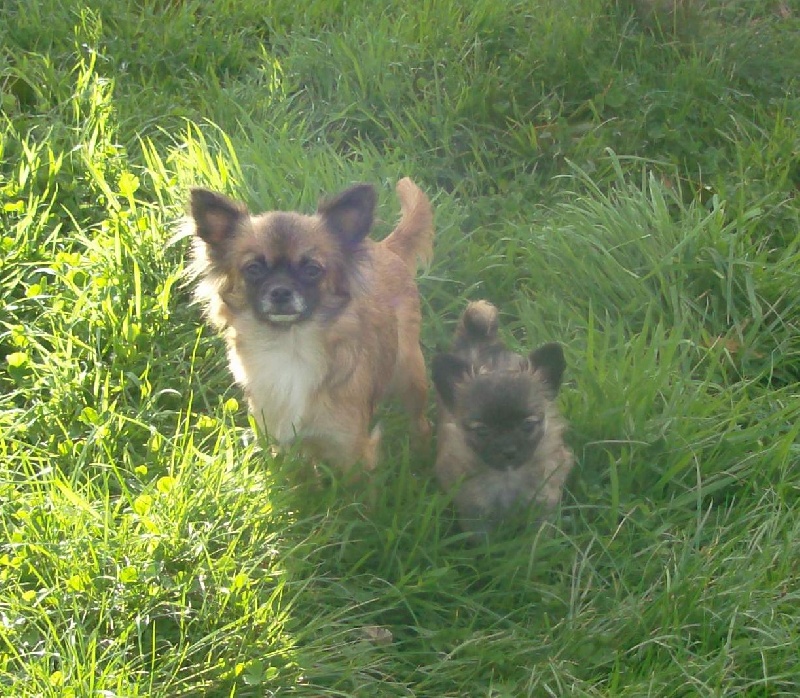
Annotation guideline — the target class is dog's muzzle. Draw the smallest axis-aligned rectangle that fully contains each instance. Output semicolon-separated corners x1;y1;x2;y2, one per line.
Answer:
259;285;307;324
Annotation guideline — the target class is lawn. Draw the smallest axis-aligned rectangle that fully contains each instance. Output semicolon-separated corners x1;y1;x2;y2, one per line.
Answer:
2;0;799;695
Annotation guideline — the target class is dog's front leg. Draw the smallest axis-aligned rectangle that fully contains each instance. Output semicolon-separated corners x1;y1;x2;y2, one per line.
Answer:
318;407;382;479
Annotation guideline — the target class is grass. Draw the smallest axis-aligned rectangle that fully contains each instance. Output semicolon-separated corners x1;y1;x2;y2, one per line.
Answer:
1;0;799;695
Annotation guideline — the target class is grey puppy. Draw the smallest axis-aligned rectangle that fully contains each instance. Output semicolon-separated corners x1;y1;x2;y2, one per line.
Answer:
431;301;574;539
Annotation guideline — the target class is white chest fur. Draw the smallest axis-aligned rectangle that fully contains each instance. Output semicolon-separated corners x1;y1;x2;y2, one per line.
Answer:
227;319;328;444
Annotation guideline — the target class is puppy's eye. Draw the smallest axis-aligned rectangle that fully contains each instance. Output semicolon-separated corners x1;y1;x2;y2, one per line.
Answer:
467;422;490;437
521;417;542;433
242;260;267;282
300;260;324;282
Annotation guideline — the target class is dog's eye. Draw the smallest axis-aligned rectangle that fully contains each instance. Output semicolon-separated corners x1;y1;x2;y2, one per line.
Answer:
300;260;324;281
242;260;267;282
521;417;542;433
468;422;490;437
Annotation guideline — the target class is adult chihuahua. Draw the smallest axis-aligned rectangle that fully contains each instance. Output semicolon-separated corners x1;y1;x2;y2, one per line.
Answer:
188;178;434;476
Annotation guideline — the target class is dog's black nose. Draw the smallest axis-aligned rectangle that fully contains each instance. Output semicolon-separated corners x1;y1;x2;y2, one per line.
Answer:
487;445;520;471
269;286;293;305
502;445;517;459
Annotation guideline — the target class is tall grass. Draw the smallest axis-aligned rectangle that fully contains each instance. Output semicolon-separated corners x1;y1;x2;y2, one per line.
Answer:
2;0;799;695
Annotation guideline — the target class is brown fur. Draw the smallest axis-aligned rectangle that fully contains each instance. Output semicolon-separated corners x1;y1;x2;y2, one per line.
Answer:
188;177;434;475
432;301;574;539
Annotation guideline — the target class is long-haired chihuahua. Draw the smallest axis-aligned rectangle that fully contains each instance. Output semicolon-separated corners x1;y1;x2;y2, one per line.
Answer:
432;301;573;539
188;178;434;477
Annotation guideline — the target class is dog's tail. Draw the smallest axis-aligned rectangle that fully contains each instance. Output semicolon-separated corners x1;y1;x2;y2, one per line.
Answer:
381;177;434;273
456;300;499;342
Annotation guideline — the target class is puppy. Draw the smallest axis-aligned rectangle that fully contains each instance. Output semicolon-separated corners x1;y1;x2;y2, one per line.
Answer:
432;301;573;539
188;177;434;476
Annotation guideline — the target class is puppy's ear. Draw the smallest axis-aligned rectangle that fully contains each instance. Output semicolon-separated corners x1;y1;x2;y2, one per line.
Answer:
318;184;376;247
432;353;472;411
190;188;248;247
528;342;566;395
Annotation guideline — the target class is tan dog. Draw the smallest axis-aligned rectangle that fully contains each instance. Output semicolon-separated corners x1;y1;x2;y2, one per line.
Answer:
432;301;573;539
188;178;434;475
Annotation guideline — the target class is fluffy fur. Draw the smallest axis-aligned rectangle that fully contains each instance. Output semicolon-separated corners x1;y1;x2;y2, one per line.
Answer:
432;301;574;539
188;177;434;475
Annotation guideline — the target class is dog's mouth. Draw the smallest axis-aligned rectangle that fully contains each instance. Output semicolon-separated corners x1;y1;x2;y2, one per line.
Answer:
256;290;309;326
266;312;303;324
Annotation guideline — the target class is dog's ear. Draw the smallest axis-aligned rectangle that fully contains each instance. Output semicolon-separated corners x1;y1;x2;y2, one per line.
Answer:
318;184;376;247
528;342;566;396
432;353;472;411
190;188;248;247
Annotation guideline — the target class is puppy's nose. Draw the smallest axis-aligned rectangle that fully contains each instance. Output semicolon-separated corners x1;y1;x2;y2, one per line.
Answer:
501;445;518;463
269;286;293;305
